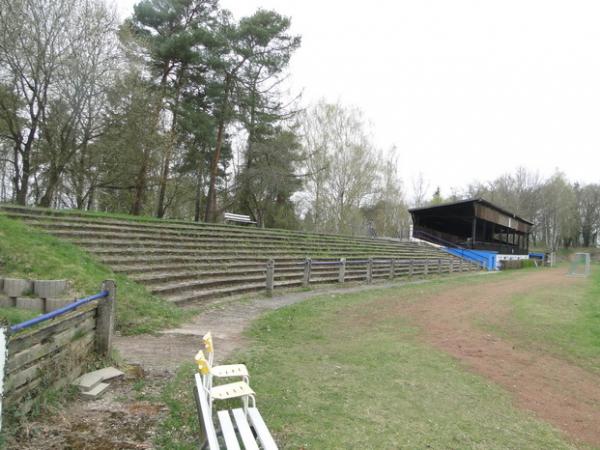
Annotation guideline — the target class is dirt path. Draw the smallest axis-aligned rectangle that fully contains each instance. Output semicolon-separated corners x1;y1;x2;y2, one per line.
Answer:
115;277;446;372
387;269;600;447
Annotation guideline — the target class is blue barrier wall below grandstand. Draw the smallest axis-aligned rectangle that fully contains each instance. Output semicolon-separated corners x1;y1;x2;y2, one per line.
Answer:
444;248;498;271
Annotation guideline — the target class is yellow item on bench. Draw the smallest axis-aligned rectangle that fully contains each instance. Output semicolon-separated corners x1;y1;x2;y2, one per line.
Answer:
195;350;210;375
203;332;249;382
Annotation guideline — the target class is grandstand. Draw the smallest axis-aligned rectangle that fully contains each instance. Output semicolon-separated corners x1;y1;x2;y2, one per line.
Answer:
0;206;481;305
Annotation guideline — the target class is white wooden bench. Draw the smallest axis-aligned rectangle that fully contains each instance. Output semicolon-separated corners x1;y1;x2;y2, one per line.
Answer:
194;373;278;450
224;212;257;226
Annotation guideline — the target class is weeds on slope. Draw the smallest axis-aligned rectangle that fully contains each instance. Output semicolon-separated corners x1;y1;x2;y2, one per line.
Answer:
0;213;184;334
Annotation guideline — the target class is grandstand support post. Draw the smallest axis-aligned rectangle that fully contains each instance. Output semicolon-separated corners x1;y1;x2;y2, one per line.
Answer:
338;258;346;283
266;259;275;297
303;258;312;287
424;260;429;276
409;259;414;278
97;280;116;357
389;259;395;280
367;258;373;284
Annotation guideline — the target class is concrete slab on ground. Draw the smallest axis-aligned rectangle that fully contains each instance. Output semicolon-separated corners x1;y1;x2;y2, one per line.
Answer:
81;382;110;399
73;367;124;391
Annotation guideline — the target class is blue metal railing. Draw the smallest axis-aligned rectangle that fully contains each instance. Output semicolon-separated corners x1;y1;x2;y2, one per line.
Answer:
412;229;494;270
10;290;109;334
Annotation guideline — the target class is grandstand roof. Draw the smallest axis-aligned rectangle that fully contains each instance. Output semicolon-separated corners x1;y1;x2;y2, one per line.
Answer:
409;198;534;227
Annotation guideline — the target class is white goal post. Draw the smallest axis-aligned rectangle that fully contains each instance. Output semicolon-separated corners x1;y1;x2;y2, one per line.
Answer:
568;252;591;277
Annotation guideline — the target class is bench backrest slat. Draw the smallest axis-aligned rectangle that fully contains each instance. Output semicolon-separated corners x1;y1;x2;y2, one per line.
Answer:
194;373;220;450
224;212;256;224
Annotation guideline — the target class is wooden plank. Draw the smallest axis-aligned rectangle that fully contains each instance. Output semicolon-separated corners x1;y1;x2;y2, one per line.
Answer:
5;362;86;415
247;408;278;450
217;410;241;450
5;333;94;393
9;305;97;354
5;333;93;395
232;408;260;450
7;317;95;373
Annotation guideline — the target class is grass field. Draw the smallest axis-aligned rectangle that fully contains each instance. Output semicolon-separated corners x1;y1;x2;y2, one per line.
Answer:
154;270;599;449
482;266;600;373
0;213;184;333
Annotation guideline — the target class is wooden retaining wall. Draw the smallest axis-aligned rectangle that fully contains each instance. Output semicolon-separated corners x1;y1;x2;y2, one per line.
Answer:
0;281;115;420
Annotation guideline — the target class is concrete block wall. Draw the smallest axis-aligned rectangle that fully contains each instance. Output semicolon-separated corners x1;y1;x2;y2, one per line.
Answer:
0;278;71;313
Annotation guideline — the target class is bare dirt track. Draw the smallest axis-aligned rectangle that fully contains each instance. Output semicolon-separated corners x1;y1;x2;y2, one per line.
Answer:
393;269;600;447
113;278;434;372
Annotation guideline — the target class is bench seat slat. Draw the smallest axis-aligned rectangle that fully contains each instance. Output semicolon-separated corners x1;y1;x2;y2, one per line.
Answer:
217;410;241;450
232;408;260;450
247;408;278;450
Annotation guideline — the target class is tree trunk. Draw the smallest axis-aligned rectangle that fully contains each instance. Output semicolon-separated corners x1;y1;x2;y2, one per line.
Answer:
151;63;177;218
194;155;204;222
130;146;150;216
13;142;31;205
39;175;58;207
204;118;226;222
204;74;231;223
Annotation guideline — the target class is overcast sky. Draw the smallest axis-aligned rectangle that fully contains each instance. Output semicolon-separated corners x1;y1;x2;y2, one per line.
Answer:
115;0;600;200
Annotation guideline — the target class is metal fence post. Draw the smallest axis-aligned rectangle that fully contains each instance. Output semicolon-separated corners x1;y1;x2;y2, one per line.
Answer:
389;259;395;280
0;322;7;432
266;259;275;297
97;280;116;357
367;258;373;284
338;258;346;283
303;258;312;287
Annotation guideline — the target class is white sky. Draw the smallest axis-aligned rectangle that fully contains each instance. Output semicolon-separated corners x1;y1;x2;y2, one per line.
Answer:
115;0;600;200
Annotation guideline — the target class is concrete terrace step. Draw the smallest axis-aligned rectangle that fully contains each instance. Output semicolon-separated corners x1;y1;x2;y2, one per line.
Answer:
147;265;377;295
82;247;440;259
163;271;414;305
11;213;450;257
99;254;461;272
27;224;438;257
63;238;428;255
2;208;414;248
25;220;407;247
131;265;307;284
113;256;461;276
28;221;409;245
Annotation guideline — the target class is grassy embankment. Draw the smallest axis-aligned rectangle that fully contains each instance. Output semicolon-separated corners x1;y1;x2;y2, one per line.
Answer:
0;213;184;334
155;271;580;449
